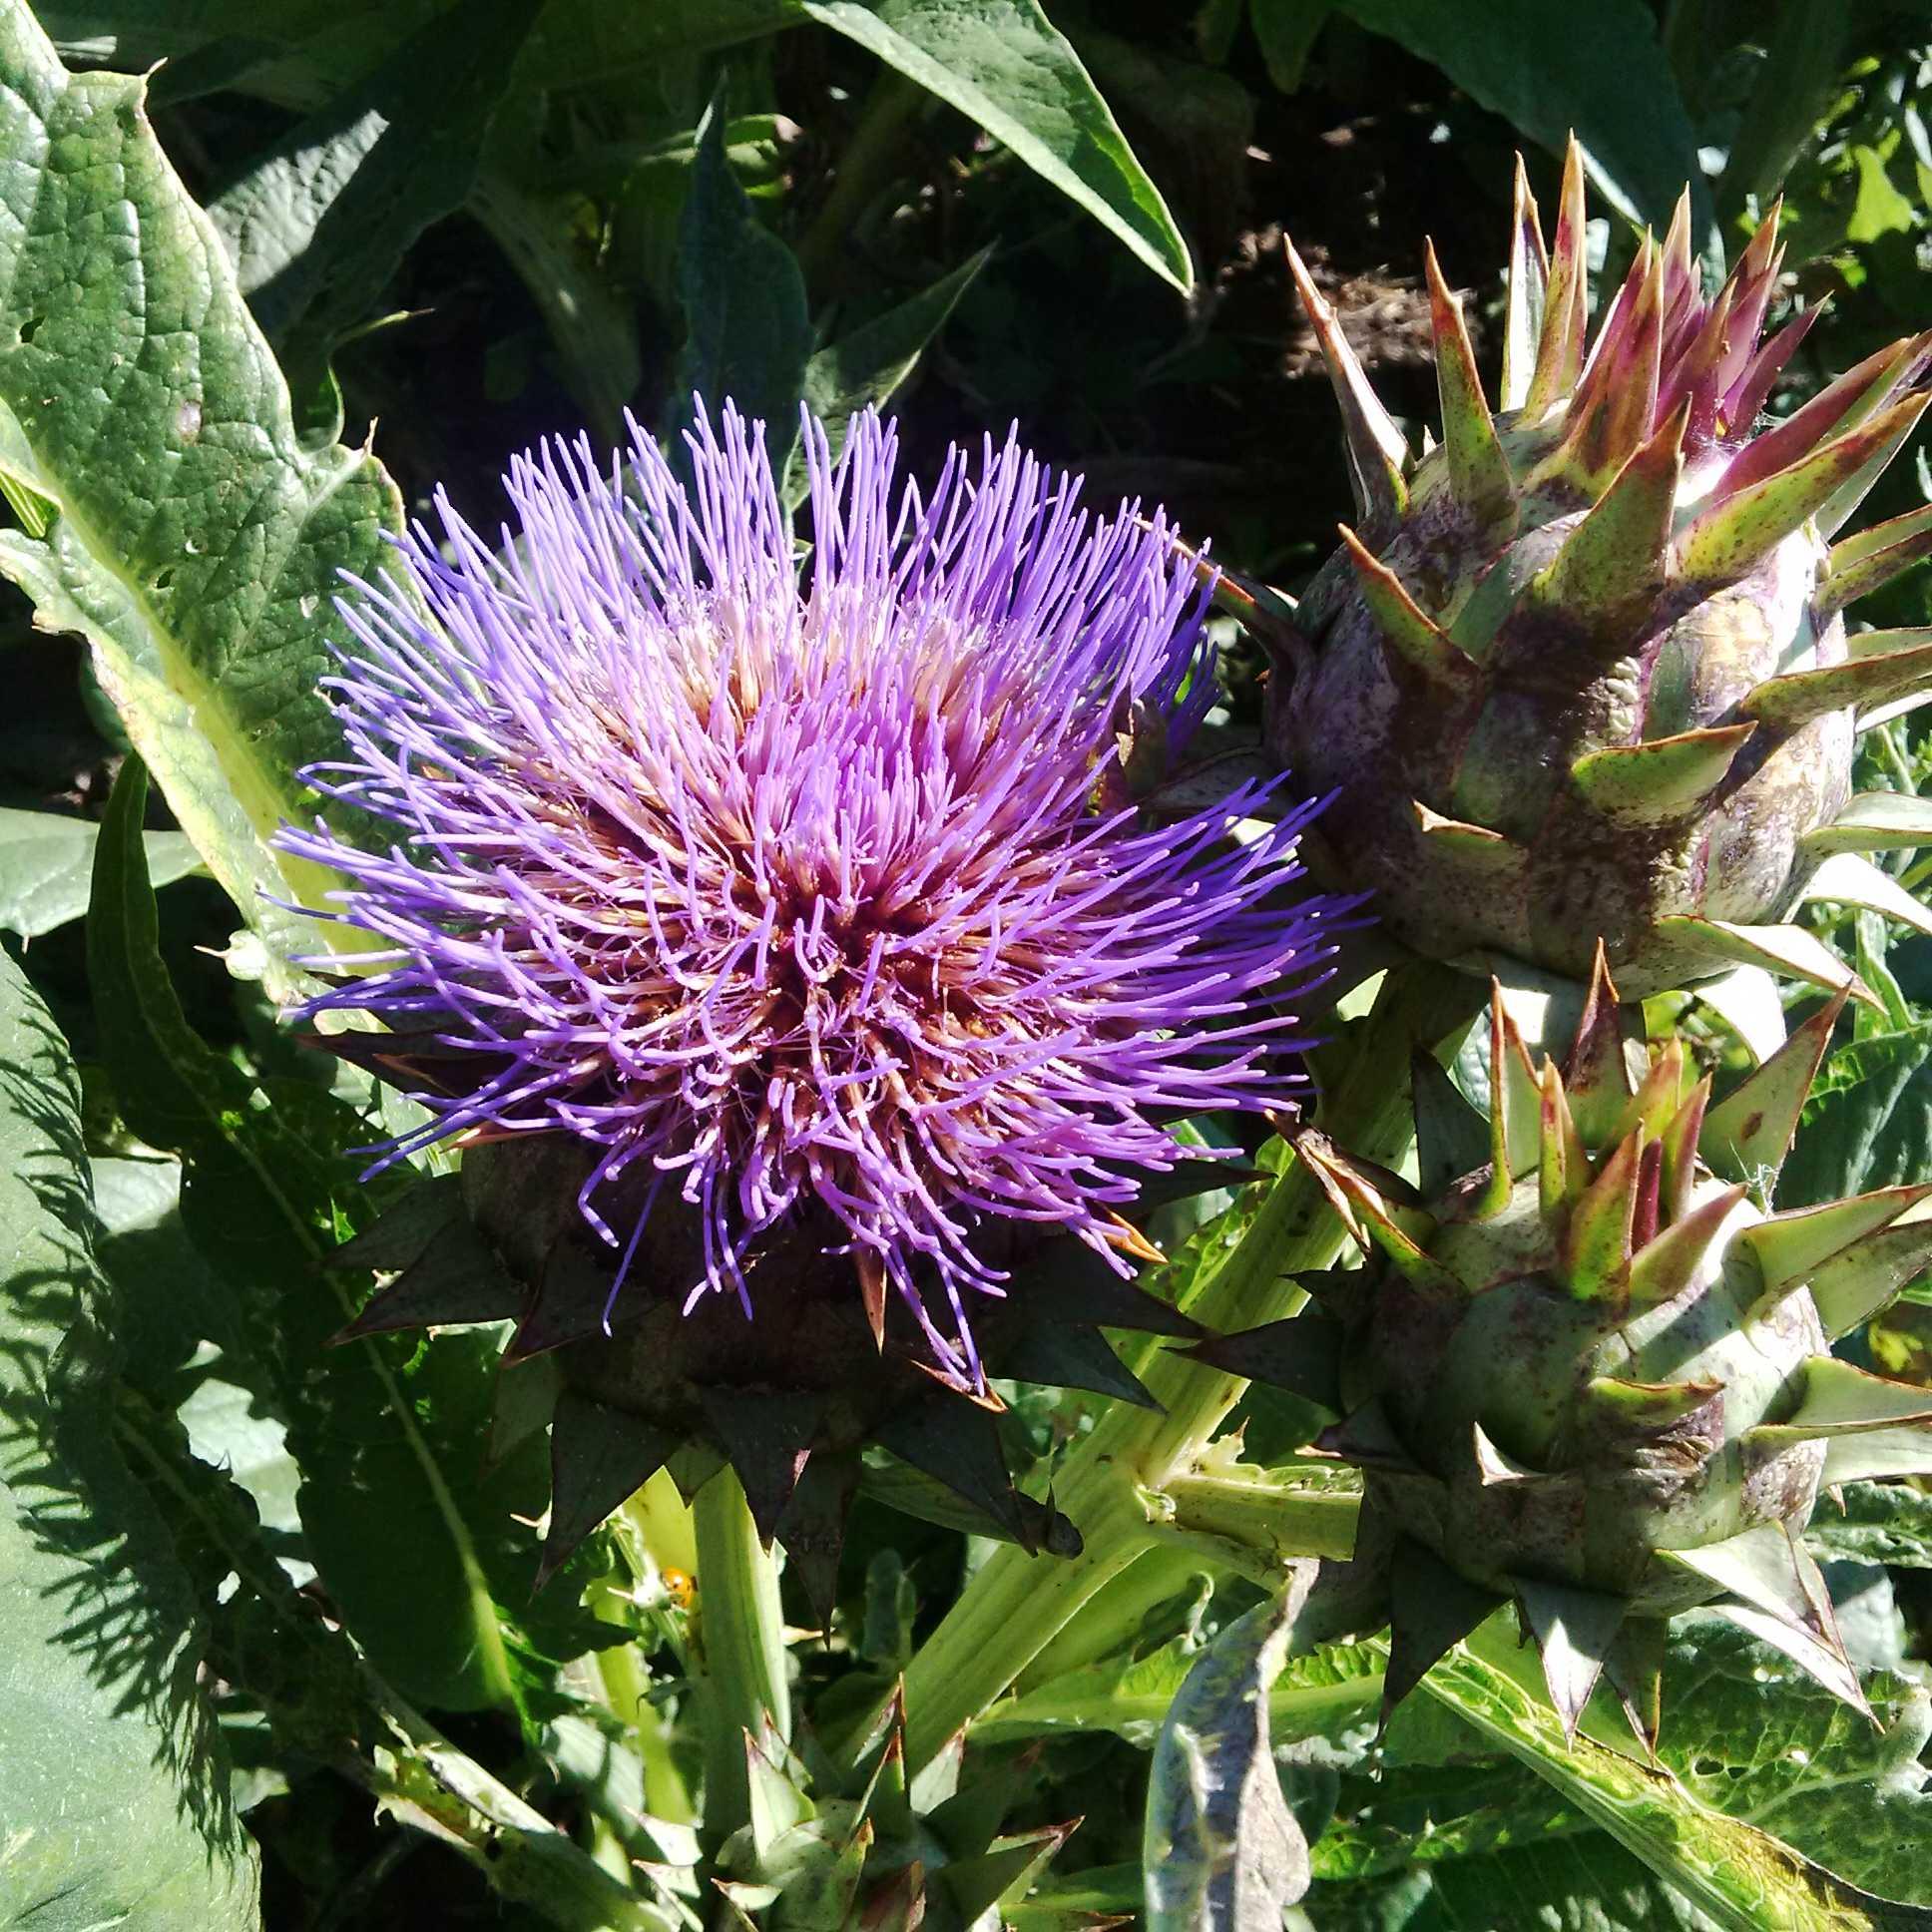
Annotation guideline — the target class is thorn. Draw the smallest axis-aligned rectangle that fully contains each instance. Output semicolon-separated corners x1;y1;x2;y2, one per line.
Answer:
1658;1074;1710;1225
1571;723;1755;830
1383;1538;1506;1726
1736;1183;1932;1306
1501;153;1549;412
1805;1217;1932;1342
1820;502;1932;617
1284;236;1411;527
1656;915;1874;1009
1184;1311;1346;1414
1490;980;1545;1179
1724;306;1823;435
539;1395;675;1589
1714;330;1932;507
696;1388;826;1544
1806;788;1932;862
1742;631;1932;734
1698;991;1846;1186
1585;1374;1722;1435
1675;393;1932;586
1603;1617;1667;1755
1517;1577;1626;1742
1336;526;1477;695
1526;398;1688;646
1533;237;1664;493
329;1215;523;1342
1526;136;1589;414
1425;237;1515;527
1000;1320;1159;1409
1561;1129;1643;1301
1747;1354;1932;1446
1538;1059;1589;1219
1563;941;1639;1146
854;1249;888;1352
1627;1183;1748;1309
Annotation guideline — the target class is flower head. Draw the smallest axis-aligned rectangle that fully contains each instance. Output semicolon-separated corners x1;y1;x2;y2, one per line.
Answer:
283;406;1349;1385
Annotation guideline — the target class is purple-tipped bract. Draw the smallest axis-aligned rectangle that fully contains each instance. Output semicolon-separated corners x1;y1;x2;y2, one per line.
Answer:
282;406;1348;1385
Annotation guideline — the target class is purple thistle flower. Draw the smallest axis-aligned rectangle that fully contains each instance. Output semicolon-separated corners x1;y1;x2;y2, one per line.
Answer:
281;405;1353;1387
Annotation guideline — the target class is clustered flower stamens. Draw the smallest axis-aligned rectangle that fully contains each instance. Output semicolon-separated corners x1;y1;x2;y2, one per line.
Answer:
284;406;1352;1389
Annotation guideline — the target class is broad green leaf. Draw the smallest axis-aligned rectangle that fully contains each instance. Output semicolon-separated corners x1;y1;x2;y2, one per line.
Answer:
1806;1481;1932;1570
207;0;542;396
1308;1836;1715;1931
669;98;814;472
1145;1580;1316;1929
796;0;1192;291
782;246;990;504
1656;1616;1932;1907
0;4;406;996
1780;1022;1932;1208
1327;0;1707;240
1250;0;1330;94
1415;1616;1932;1932
92;1154;307;1557
86;756;531;1711
1846;146;1918;245
0;949;258;1929
1714;0;1852;224
40;1;1192;288
0;804;197;938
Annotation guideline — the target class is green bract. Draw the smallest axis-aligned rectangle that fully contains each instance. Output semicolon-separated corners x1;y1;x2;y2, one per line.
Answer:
1267;140;1932;998
1202;948;1932;1746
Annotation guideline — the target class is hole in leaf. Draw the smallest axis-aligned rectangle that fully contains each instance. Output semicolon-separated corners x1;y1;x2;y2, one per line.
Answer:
153;566;176;594
17;314;42;346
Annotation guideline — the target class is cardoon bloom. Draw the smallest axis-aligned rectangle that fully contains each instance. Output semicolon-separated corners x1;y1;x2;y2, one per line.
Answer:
283;406;1348;1388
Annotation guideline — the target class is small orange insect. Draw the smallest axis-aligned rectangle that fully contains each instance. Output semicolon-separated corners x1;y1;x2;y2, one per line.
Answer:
662;1567;697;1610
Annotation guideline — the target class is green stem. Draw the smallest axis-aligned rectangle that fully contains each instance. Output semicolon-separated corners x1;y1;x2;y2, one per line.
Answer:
794;70;923;291
1018;1543;1217;1690
693;1465;790;1835
894;963;1479;1772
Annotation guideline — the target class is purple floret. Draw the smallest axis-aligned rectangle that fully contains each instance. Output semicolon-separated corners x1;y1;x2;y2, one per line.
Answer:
281;404;1353;1386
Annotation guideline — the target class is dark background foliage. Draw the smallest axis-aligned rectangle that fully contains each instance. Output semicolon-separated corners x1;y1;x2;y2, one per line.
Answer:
7;2;1932;1926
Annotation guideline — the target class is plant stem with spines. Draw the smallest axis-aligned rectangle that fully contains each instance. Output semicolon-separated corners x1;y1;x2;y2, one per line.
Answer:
892;963;1480;1772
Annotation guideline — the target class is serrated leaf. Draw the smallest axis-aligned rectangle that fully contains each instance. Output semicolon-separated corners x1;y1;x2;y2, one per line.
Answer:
86;757;543;1711
0;949;258;1928
0;805;197;939
1780;1022;1932;1210
1654;1614;1932;1908
1412;1614;1932;1931
1309;1829;1714;1930
1808;1482;1932;1571
207;0;540;393
0;8;408;996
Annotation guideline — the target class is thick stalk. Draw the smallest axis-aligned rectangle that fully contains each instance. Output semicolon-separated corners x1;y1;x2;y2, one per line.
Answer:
895;964;1479;1771
693;1465;790;1835
794;70;923;290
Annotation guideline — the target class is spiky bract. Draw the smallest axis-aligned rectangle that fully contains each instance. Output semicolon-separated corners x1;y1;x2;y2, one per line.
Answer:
1199;947;1932;1744
1267;140;1932;999
284;405;1348;1390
